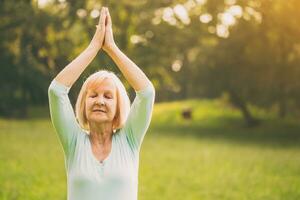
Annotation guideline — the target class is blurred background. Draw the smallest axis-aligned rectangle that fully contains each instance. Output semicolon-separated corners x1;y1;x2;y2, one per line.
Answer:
1;0;300;199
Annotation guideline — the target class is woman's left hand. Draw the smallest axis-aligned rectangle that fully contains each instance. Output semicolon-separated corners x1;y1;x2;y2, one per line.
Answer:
89;7;107;51
103;7;117;53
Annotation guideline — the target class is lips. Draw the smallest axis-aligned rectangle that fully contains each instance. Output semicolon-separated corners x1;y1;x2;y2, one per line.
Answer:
93;110;106;113
93;109;106;113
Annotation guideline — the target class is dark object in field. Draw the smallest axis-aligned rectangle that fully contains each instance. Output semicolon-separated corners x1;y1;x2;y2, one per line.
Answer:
182;107;192;120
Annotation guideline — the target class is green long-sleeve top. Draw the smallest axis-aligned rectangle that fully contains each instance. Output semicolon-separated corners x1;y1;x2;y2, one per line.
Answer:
48;79;155;200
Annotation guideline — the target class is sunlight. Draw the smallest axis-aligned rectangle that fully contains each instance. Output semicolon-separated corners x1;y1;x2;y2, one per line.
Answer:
216;24;229;38
130;35;146;44
37;0;51;8
152;9;163;25
225;0;237;5
77;9;87;18
219;12;236;26
90;9;100;19
199;13;213;23
195;0;207;5
173;4;190;25
245;6;262;23
162;7;177;25
172;59;182;72
184;0;197;10
227;5;243;18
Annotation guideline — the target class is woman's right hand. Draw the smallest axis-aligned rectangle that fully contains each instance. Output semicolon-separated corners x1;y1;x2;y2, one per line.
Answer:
88;7;107;51
102;7;117;54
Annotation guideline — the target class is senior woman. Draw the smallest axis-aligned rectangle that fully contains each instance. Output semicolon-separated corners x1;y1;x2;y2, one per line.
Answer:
48;7;155;200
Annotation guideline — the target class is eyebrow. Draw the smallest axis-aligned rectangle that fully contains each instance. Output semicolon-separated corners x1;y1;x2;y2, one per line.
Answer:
90;89;114;94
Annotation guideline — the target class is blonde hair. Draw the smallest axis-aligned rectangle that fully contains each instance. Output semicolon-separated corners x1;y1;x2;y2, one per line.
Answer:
75;69;131;133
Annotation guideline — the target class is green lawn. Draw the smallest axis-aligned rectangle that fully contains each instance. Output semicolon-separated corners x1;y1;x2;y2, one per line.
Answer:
1;98;300;200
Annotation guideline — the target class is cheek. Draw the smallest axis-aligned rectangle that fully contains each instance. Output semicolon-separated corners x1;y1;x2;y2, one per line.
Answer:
108;101;117;113
85;100;92;113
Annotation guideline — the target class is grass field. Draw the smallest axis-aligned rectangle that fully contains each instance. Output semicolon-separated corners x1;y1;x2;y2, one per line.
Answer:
1;98;300;200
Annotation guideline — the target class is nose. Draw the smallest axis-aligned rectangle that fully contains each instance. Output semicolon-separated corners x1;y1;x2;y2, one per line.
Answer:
97;96;105;105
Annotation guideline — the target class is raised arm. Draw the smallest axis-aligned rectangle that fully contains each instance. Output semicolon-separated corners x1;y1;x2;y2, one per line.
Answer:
102;8;155;151
54;7;107;87
48;7;108;165
102;8;152;91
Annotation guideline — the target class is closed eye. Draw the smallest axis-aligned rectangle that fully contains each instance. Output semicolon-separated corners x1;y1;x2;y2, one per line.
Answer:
89;94;112;99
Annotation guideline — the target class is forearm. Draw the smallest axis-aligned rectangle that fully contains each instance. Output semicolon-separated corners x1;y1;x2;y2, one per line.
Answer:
54;45;99;87
106;45;152;91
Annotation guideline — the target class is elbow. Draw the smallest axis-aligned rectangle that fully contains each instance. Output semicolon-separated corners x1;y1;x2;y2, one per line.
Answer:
149;82;155;95
48;79;70;97
148;82;156;101
136;81;155;101
47;80;61;98
48;79;58;95
48;81;55;97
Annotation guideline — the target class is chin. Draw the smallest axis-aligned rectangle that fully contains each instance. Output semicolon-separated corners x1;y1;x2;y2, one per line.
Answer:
90;116;112;123
88;112;114;122
92;117;106;122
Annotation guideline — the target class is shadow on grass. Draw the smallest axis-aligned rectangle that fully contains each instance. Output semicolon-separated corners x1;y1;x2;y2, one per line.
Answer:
150;116;300;149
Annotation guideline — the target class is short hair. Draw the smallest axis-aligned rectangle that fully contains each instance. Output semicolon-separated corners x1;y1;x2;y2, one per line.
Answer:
75;69;131;133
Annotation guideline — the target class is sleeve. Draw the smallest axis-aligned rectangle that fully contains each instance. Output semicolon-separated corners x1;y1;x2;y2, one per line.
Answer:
48;79;81;162
124;82;155;152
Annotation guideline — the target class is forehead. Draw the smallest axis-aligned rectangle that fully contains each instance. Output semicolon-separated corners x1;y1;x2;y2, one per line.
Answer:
88;78;116;93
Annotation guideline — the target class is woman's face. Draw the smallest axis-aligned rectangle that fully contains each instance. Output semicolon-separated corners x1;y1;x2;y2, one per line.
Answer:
85;78;117;124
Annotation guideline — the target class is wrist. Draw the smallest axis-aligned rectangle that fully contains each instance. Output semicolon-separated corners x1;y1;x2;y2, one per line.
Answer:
104;43;118;55
87;43;101;52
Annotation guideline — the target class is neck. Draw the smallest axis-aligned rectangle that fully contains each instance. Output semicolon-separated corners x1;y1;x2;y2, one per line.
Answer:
88;122;113;146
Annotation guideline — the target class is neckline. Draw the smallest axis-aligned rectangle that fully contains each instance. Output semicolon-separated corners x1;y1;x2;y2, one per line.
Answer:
87;133;115;164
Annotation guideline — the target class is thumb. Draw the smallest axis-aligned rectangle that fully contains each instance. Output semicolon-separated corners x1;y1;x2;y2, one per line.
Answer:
96;7;106;30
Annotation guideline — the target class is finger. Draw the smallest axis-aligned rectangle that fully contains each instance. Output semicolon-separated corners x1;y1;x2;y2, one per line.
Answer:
98;7;106;26
97;7;103;24
96;11;106;32
106;8;112;26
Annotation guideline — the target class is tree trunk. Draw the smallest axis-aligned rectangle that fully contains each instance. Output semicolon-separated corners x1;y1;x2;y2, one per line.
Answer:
228;89;259;127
